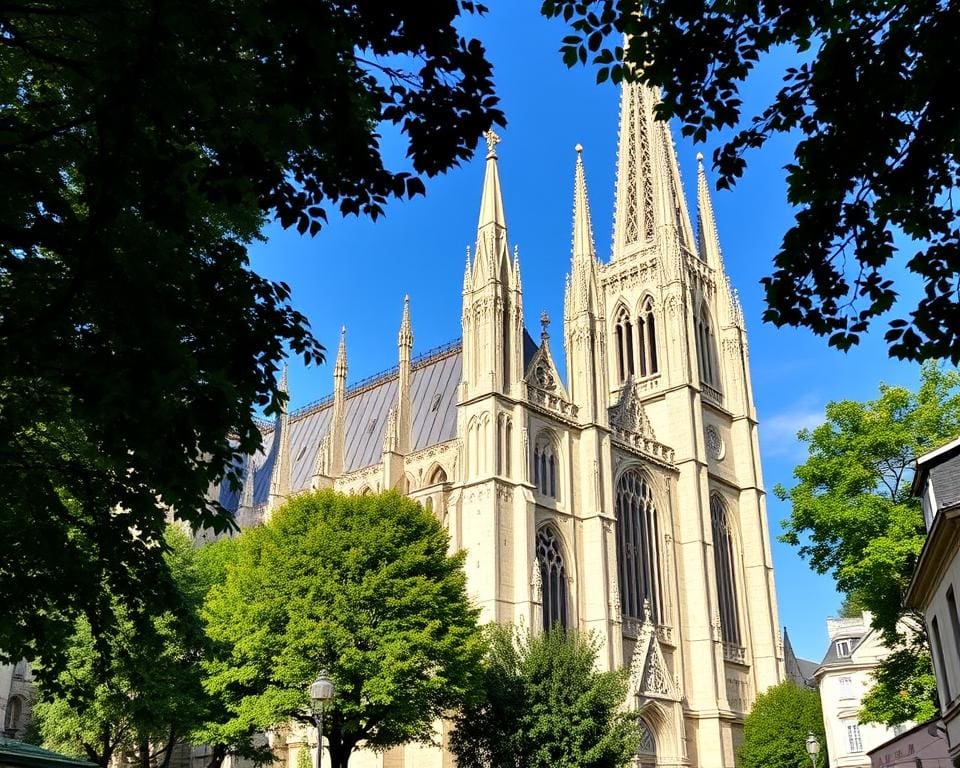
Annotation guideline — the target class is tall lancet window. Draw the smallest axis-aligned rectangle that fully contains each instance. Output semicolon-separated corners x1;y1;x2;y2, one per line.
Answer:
635;296;659;377
711;495;741;645
616;469;663;623
614;304;635;383
537;526;568;630
696;302;718;386
533;432;558;499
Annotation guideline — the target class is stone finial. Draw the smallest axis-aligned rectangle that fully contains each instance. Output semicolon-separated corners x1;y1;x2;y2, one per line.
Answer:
540;310;551;342
484;129;501;158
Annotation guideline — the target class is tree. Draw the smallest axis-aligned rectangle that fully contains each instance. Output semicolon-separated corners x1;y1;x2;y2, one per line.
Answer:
450;625;638;768
778;361;960;724
31;528;208;768
541;0;960;363
201;490;483;768
0;0;503;670
737;681;827;768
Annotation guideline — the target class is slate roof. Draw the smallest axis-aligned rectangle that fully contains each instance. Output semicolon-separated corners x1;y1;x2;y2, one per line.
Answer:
819;633;864;666
928;453;960;511
219;341;463;513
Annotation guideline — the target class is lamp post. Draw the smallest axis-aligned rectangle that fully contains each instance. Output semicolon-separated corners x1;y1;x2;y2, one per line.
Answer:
309;672;335;768
805;731;821;768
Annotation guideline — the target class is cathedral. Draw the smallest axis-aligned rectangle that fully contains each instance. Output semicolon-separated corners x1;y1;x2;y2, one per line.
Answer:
217;78;785;768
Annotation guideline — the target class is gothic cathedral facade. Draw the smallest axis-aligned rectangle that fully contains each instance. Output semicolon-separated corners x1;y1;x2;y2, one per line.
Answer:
222;79;784;768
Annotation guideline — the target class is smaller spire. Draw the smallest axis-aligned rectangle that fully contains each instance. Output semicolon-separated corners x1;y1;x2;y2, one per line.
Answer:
398;295;413;349
463;247;472;293
334;326;347;381
696;152;724;270
571;143;597;265
474;131;507;278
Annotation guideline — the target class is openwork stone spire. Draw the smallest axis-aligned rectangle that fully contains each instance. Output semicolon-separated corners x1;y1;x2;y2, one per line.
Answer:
612;80;696;260
268;364;291;512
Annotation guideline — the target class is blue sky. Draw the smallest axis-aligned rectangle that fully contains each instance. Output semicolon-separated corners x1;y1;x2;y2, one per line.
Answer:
248;4;927;662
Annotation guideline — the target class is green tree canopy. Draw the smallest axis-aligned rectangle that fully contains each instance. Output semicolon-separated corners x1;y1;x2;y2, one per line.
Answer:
201;490;483;768
31;527;208;768
0;0;503;670
778;361;960;724
450;625;638;768
737;682;827;768
541;0;960;363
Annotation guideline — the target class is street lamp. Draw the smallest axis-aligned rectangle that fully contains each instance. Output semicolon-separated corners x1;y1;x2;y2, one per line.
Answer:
309;671;335;768
805;731;821;768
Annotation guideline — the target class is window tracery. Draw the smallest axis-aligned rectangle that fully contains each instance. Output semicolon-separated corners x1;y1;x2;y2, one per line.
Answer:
533;432;558;499
616;468;663;623
537;526;568;630
710;495;741;646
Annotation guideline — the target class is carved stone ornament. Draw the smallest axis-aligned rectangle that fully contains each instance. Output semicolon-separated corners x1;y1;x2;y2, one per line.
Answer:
705;424;724;460
608;379;656;439
535;363;556;390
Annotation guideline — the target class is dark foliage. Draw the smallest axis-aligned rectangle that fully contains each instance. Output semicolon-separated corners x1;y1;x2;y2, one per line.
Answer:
0;0;503;672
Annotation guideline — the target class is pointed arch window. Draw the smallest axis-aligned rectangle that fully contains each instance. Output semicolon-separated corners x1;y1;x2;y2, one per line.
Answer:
537;526;568;630
696;302;718;387
638;718;656;758
635;296;659;377
711;495;741;645
533;432;558;499
616;469;663;623
614;304;635;383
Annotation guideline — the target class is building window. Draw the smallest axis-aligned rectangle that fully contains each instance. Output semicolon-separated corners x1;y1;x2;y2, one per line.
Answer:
695;302;718;386
710;494;740;645
614;304;635;383
533;433;558;499
931;615;952;703
847;723;863;753
537;526;568;630
497;414;512;477
616;468;663;624
835;639;852;657
638;718;656;760
4;695;22;736
635;296;658;377
947;586;960;669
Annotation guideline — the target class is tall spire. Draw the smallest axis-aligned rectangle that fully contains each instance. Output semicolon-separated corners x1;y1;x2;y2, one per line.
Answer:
334;325;347;384
267;364;291;513
398;295;413;350
395;296;413;454
472;129;511;285
696;152;723;270
477;129;506;234
569;144;601;317
612;81;696;260
330;326;347;476
565;145;608;424
572;144;596;265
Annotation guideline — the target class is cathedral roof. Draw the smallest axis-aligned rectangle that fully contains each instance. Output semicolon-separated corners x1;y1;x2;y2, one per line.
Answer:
216;340;463;513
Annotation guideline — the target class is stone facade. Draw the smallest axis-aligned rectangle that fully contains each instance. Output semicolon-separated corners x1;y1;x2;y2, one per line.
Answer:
210;79;785;768
906;436;960;764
